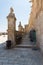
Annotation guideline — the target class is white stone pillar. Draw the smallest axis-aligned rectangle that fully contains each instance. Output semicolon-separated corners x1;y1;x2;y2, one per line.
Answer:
7;7;16;47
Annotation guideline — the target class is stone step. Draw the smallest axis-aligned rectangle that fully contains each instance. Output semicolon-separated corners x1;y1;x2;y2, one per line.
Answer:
22;40;30;42
16;33;33;48
22;39;30;40
22;38;30;40
21;41;30;43
21;42;31;44
16;45;36;48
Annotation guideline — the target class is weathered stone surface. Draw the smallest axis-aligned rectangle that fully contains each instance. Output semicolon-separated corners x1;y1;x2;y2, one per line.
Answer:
0;43;43;65
7;7;16;47
28;0;43;52
35;11;43;52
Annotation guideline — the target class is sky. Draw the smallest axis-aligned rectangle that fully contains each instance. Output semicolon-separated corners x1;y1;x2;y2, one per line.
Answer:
0;0;32;32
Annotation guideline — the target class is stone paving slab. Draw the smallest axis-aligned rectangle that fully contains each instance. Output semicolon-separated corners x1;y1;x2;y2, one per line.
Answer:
0;43;43;65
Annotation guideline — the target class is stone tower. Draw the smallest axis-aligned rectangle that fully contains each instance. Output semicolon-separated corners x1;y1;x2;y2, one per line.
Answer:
7;7;16;47
18;22;24;32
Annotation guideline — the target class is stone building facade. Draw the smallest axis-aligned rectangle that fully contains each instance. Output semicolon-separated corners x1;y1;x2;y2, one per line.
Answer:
28;0;43;52
24;24;29;33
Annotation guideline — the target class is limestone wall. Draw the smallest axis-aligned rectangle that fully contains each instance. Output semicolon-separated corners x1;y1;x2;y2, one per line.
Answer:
35;11;43;52
28;0;43;52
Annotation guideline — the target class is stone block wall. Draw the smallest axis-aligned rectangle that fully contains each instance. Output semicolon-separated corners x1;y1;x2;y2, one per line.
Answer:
34;11;43;52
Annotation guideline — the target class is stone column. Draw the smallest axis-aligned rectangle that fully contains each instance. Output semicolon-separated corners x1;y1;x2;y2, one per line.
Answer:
7;7;16;47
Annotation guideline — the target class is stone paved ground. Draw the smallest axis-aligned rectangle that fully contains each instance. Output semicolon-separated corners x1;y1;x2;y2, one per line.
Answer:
0;43;43;65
